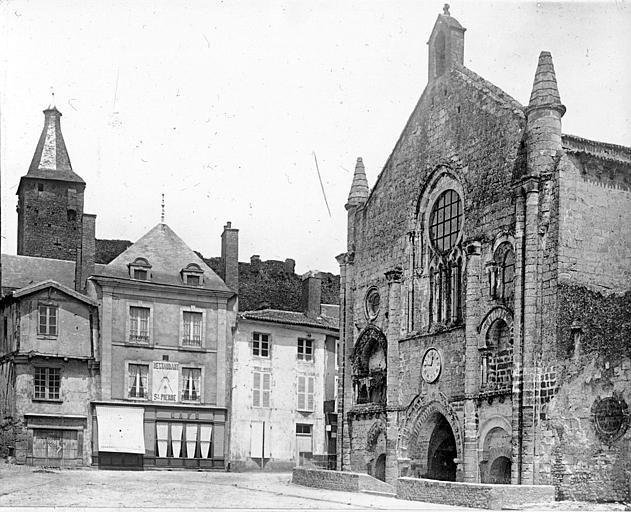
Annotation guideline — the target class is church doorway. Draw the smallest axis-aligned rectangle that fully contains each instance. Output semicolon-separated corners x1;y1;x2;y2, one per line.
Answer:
374;453;386;482
426;414;457;481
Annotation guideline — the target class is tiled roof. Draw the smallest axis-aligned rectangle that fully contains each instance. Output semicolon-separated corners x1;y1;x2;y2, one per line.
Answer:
1;253;106;293
12;280;98;306
95;223;231;292
240;309;338;331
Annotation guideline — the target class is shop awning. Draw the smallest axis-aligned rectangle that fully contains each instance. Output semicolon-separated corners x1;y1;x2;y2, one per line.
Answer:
96;405;145;454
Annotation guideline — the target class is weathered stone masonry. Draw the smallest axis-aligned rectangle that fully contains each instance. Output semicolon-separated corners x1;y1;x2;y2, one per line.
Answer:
337;7;631;503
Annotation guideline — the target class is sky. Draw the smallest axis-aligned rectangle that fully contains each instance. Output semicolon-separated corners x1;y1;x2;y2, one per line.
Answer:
1;0;629;274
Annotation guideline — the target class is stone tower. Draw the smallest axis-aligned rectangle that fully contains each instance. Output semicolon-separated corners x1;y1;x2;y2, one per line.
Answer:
17;104;86;260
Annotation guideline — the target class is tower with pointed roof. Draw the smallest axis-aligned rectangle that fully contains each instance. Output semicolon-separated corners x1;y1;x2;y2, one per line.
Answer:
17;105;86;261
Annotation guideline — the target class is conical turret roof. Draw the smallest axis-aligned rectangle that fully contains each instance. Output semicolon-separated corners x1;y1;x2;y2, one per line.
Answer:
24;106;85;184
528;51;565;114
346;157;369;208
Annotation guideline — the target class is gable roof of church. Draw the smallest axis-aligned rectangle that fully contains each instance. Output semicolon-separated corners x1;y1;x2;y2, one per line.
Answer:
95;223;231;292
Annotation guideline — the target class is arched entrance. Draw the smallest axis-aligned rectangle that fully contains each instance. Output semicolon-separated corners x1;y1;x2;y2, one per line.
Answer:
374;453;386;482
427;415;457;481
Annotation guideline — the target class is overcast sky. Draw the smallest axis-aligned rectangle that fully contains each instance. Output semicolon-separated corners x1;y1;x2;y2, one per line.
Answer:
1;0;629;274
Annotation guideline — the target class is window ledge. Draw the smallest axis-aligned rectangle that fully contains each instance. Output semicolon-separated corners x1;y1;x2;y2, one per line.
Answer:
296;410;314;414
179;345;205;352
125;397;149;402
32;398;63;403
36;335;58;340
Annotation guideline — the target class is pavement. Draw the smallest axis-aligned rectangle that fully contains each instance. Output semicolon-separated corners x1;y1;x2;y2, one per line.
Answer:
0;463;626;511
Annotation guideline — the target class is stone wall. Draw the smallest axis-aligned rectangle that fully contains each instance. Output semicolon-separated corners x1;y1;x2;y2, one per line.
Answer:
558;153;631;293
292;467;394;494
397;477;554;509
17;180;85;261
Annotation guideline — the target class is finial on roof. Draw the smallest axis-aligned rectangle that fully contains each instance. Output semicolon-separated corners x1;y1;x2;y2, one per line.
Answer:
48;88;56;110
443;3;450;15
346;157;369;209
161;193;165;224
527;51;565;116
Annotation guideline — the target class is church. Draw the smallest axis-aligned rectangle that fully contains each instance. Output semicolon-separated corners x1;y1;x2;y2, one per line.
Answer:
337;6;630;502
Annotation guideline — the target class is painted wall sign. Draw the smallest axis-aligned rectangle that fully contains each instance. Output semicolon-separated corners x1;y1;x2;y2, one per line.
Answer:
152;361;179;402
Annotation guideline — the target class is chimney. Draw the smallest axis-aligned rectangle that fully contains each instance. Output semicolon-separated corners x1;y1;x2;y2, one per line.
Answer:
301;271;322;319
221;221;239;292
75;213;96;293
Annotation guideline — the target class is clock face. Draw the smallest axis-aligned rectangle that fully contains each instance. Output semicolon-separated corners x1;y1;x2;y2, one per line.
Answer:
421;348;441;383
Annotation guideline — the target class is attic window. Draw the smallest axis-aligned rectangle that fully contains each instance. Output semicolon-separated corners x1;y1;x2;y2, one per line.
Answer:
128;257;152;281
181;263;204;287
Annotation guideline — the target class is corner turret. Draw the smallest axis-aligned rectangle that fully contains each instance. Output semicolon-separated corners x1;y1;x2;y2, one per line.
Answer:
525;51;566;176
346;157;369;210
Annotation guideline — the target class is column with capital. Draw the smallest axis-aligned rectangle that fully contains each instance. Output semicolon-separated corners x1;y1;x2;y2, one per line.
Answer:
384;267;403;485
462;240;482;482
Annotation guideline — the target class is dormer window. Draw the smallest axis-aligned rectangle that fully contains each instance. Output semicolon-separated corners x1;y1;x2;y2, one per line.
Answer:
128;257;152;281
181;263;204;287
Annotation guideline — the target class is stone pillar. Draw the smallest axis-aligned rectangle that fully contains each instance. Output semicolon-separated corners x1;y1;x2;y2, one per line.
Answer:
385;267;403;485
337;252;356;471
100;289;113;400
511;189;526;485
335;252;348;471
463;241;482;482
521;177;540;484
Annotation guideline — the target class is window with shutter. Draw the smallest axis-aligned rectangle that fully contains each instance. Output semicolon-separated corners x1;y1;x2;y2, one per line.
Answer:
262;373;271;408
253;372;261;407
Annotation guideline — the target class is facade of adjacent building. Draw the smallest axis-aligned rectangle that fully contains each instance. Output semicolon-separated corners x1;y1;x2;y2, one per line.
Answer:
230;274;339;471
87;222;238;470
0;279;99;467
337;8;631;502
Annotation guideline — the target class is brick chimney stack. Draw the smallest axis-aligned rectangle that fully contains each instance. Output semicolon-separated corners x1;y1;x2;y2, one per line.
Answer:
75;213;96;293
301;271;322;319
221;221;239;292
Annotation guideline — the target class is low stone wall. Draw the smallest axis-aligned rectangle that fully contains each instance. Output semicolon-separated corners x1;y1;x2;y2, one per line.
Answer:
397;477;555;510
292;468;394;494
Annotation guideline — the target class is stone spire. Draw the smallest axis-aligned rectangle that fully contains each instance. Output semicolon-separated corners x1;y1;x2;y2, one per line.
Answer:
26;105;84;183
527;51;565;114
525;51;565;176
346;157;369;209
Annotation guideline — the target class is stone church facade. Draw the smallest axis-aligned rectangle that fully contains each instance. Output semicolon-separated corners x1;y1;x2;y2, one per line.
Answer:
337;8;630;502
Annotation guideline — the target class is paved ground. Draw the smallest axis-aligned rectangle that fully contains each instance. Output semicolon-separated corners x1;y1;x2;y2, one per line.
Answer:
0;464;626;511
0;464;468;511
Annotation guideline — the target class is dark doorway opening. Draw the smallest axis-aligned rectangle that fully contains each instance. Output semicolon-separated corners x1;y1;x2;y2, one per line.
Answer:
427;415;457;481
374;453;386;482
489;456;511;484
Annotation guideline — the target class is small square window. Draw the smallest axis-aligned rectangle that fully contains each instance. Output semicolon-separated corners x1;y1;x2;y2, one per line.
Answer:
37;183;44;192
186;275;200;286
34;367;60;400
252;333;270;358
297;338;313;361
38;305;57;336
133;269;148;280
